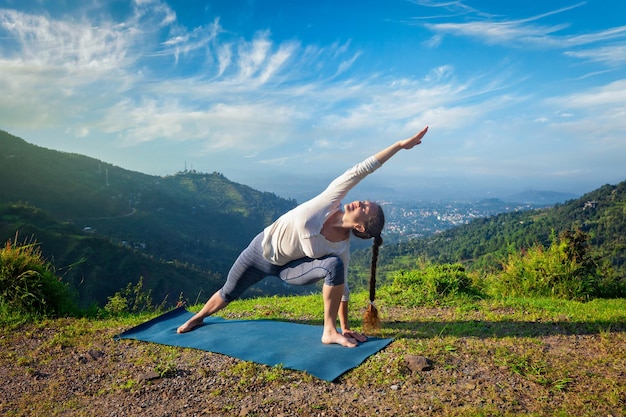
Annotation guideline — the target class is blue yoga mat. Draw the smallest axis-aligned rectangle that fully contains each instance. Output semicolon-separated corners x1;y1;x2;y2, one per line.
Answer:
116;307;392;381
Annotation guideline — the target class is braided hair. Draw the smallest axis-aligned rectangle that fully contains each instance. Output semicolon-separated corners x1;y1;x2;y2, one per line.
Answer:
352;204;385;332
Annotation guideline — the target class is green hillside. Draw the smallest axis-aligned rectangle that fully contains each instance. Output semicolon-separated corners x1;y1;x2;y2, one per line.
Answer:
0;130;299;307
354;180;626;294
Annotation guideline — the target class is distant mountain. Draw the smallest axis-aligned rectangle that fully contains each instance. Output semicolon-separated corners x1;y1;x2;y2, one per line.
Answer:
504;190;579;205
0;129;301;307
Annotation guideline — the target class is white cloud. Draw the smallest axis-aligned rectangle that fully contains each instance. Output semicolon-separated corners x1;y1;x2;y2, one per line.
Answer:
0;9;133;73
335;52;361;77
424;65;453;82
552;79;626;108
423;3;626;53
423;33;442;48
427;20;569;47
163;19;222;63
565;44;626;66
132;0;176;27
563;26;626;47
259;156;289;166
258;40;299;84
237;31;272;80
0;3;545;153
216;42;233;77
0;7;144;129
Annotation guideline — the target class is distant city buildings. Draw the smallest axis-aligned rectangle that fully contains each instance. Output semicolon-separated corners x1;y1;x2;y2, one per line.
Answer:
382;200;550;243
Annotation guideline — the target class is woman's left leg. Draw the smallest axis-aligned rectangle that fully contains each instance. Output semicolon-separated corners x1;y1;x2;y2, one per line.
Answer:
320;284;357;347
278;256;358;347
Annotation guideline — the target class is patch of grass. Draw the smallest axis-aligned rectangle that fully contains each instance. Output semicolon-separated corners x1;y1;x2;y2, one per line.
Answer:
224;360;294;392
215;293;324;324
494;344;550;384
152;348;180;378
116;377;139;391
552;377;574;392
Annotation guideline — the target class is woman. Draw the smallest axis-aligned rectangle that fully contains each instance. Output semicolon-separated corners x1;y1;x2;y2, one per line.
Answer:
178;126;429;348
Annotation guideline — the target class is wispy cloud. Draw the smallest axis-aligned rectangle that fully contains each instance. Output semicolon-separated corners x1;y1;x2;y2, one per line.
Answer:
422;2;626;53
565;44;626;66
0;0;518;166
0;1;376;145
546;79;626;140
0;6;142;129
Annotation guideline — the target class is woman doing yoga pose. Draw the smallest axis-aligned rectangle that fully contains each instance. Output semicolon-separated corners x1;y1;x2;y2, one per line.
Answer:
177;126;429;348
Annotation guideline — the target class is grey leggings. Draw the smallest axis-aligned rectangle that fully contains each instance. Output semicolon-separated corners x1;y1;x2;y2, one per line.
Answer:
219;232;345;302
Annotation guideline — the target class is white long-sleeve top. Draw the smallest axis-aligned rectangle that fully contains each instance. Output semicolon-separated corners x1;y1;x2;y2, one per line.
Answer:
261;156;382;301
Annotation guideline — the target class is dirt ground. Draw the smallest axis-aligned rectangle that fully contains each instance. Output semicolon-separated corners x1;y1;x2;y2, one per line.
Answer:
1;311;625;417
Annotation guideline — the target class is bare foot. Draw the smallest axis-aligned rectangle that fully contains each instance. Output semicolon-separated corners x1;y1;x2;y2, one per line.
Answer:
177;317;204;334
321;331;358;348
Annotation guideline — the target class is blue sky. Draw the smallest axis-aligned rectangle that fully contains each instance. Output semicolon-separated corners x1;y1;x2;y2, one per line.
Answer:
0;0;625;201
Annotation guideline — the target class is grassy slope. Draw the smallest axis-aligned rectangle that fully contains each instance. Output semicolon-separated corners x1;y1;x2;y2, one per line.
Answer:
2;292;625;416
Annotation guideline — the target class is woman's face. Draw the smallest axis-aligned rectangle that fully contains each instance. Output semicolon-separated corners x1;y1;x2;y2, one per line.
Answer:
344;200;379;230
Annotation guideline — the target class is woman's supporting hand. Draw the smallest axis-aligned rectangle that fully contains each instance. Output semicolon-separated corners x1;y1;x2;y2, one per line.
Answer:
342;329;368;343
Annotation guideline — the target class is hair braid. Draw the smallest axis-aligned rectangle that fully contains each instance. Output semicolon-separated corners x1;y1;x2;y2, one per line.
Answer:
363;235;383;332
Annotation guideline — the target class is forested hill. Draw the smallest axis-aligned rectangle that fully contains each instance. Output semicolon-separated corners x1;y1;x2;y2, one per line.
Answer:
0;129;298;307
358;180;626;283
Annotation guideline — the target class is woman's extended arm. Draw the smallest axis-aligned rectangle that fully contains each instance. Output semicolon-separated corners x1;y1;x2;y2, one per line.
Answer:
374;126;429;165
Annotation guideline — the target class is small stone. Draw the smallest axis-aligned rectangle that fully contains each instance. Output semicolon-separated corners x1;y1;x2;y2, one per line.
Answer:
88;349;105;360
405;355;433;372
390;384;399;391
138;371;161;382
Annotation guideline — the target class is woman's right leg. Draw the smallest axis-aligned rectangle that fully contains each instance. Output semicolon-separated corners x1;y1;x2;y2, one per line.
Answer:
177;290;228;333
177;233;273;334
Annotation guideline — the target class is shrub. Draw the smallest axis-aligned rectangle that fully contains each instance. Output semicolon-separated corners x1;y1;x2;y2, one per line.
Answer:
487;230;603;301
0;234;76;317
104;276;163;315
595;265;626;298
383;262;477;306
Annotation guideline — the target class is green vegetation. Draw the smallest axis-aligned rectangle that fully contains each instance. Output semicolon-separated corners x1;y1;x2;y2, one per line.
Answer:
484;229;603;301
0;129;300;308
0;233;76;325
0;201;229;309
381;262;477;307
352;180;626;300
103;277;166;316
2;129;625;311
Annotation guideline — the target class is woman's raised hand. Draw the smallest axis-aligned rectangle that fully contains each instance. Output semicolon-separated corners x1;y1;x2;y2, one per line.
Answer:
373;125;429;165
399;125;428;150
